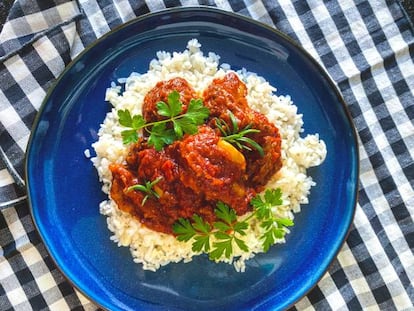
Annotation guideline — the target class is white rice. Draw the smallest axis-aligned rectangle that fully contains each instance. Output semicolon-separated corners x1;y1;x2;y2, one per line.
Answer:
91;39;326;272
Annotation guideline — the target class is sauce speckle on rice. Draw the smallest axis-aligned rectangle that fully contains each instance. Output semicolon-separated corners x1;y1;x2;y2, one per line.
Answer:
91;39;326;272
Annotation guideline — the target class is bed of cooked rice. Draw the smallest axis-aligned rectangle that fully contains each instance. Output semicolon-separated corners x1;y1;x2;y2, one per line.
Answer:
91;39;326;272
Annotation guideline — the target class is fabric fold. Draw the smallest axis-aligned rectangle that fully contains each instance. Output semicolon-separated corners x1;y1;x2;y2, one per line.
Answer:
0;2;83;205
0;1;413;310
0;0;82;59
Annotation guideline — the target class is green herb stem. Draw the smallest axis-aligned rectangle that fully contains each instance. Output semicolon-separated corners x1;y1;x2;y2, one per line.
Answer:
126;176;163;206
215;112;264;156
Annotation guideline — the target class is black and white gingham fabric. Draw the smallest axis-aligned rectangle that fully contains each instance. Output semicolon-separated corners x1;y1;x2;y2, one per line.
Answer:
1;0;413;310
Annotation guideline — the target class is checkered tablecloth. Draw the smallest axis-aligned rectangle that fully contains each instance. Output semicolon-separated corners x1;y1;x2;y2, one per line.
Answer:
1;0;413;310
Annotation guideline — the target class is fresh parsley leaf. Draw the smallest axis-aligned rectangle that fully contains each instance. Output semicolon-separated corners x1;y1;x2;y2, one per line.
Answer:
193;235;210;253
156;91;182;118
121;129;139;145
214;231;232;240
210;240;232;260
173;189;291;261
174;118;198;137
233;221;248;236
213;221;231;232
249;196;269;220
147;123;175;150
118;109;133;127
154;91;208;144
171;98;209;139
118;110;146;144
234;236;249;252
185;98;210;124
261;221;286;252
117;91;209;150
261;229;276;252
173;214;211;253
215;201;237;225
172;201;251;260
172;218;196;242
192;214;211;234
264;188;283;206
276;218;294;227
250;188;294;252
132;114;146;129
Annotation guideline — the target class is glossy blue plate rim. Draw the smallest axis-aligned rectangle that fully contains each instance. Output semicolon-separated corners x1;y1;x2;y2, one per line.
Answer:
26;6;359;311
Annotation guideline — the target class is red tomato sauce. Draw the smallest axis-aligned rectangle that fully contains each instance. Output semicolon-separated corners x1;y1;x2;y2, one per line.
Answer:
109;73;282;234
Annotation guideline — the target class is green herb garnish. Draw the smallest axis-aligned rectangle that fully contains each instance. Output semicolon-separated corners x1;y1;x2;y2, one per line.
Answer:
251;188;294;252
126;176;163;206
215;111;264;156
117;109;146;145
211;202;249;259
173;202;249;260
118;90;210;150
173;188;293;260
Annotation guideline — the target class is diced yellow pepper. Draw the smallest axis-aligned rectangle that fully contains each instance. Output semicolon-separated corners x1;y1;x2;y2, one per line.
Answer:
217;139;246;170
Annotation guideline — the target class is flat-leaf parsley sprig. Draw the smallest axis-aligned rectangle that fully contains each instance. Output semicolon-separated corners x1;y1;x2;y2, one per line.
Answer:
173;188;293;260
250;188;294;252
117;90;210;150
173;202;249;261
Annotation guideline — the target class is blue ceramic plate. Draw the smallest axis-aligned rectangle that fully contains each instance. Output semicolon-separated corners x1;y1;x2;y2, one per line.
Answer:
26;7;358;311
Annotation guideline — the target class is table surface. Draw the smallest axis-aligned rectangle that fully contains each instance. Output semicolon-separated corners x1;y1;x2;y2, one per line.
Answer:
0;1;413;311
1;0;414;30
